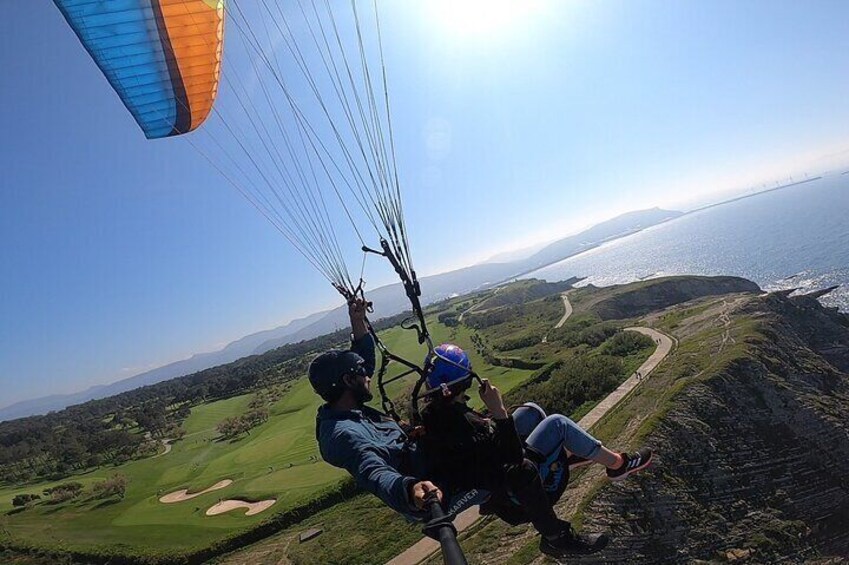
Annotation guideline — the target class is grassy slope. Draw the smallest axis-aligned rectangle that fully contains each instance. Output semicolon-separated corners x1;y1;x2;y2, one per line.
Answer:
212;493;424;565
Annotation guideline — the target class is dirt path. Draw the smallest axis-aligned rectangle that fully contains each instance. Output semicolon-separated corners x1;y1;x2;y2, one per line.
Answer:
542;291;573;343
143;433;175;458
576;327;673;430
553;291;574;329
386;295;674;565
153;438;174;458
717;299;738;354
458;286;502;323
457;302;476;323
159;479;233;504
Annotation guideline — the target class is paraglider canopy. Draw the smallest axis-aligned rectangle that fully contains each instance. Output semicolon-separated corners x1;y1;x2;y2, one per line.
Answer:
53;0;440;424
53;0;225;139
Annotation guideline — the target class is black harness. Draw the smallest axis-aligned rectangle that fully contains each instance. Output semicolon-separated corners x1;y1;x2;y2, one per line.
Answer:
335;238;475;425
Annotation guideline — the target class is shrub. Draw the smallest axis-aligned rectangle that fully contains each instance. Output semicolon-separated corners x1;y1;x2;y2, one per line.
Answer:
598;331;655;357
512;354;624;416
492;333;542;351
92;474;128;500
465;305;523;329
549;322;619;348
43;482;84;503
12;493;41;507
44;483;81;495
438;312;459;327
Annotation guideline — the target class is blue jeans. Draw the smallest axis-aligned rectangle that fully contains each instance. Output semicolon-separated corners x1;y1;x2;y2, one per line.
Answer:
512;402;602;460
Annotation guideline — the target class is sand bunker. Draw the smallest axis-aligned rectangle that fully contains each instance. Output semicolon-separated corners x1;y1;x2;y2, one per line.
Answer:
159;479;233;503
205;499;276;516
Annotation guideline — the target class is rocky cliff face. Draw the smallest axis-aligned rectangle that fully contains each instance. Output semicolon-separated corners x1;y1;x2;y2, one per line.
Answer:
579;292;849;564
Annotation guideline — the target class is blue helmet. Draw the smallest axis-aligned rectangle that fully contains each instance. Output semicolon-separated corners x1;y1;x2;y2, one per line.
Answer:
426;343;472;391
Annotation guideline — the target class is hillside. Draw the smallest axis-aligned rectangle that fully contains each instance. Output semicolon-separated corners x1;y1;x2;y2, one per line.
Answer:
449;286;849;564
569;291;849;563
515;207;683;274
0;288;547;564
206;276;830;565
254;208;682;352
573;275;761;320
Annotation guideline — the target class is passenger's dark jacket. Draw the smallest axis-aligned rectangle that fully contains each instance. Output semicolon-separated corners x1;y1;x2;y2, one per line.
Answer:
419;399;524;495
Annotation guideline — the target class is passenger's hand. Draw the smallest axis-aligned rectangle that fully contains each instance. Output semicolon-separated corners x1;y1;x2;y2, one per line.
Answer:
411;480;443;510
479;379;508;420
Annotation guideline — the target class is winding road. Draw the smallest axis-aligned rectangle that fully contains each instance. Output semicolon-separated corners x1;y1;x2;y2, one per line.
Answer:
386;293;674;565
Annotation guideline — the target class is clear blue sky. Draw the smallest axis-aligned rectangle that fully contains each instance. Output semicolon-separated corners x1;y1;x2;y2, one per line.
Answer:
2;0;849;408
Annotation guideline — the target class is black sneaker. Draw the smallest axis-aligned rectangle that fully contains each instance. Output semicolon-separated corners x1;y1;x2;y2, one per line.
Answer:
606;448;653;482
565;453;593;470
539;525;609;557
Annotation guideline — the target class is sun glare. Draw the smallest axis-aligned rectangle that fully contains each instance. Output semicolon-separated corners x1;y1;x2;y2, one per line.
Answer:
425;0;548;41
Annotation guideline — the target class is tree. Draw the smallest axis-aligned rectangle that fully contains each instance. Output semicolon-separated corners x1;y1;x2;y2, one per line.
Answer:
216;416;242;439
438;312;459;327
507;354;624;417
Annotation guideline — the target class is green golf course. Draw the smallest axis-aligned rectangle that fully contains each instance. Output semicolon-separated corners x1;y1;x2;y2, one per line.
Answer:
0;380;346;556
0;312;535;560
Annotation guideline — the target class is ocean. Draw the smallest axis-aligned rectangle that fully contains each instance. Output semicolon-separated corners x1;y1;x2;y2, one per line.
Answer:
526;173;849;312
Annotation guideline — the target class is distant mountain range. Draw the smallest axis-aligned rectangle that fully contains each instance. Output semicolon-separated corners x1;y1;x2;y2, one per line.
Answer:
0;309;329;422
0;207;681;422
263;207;684;350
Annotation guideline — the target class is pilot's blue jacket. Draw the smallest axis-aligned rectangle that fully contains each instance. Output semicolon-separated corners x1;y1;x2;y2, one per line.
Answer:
315;333;430;521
